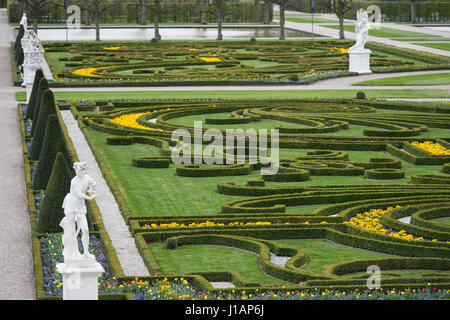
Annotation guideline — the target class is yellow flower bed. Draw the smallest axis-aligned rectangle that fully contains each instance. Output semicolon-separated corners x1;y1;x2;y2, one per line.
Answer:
103;46;122;50
328;47;349;54
72;66;110;78
142;220;273;229
411;141;450;155
109;112;169;132
200;57;222;62
344;206;429;241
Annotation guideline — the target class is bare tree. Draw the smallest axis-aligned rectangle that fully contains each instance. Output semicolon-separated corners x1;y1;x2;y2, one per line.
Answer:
201;0;208;25
263;0;271;24
410;0;417;24
214;0;225;40
89;0;107;41
22;0;51;33
254;0;260;22
148;0;162;40
194;0;201;23
269;0;295;40
332;0;353;39
82;0;90;26
139;0;148;25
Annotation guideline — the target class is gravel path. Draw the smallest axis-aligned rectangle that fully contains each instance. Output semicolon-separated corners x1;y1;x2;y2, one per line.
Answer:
60;110;150;277
0;8;35;300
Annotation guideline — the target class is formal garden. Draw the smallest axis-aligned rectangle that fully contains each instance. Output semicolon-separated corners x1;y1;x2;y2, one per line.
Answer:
5;0;450;303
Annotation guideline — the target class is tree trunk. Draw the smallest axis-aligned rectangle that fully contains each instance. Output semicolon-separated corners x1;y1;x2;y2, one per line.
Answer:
95;10;100;41
141;0;148;25
338;14;345;39
201;0;208;25
254;0;260;23
263;0;271;25
410;0;417;24
22;0;29;17
216;0;223;41
82;0;90;26
32;1;38;33
194;0;201;23
154;0;161;40
279;0;286;40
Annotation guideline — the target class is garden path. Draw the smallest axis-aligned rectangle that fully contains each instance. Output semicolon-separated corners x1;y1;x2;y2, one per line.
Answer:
0;8;35;300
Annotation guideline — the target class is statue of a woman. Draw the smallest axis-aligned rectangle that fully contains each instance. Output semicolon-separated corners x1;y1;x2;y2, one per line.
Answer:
349;9;370;53
20;14;28;32
59;162;96;262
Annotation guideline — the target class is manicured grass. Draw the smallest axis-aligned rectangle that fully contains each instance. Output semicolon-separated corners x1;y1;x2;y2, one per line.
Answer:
412;42;450;52
273;239;393;274
15;89;450;102
344;269;450;278
392;38;450;42
354;73;450;86
286;17;337;24
432;217;450;225
149;242;290;285
321;24;440;38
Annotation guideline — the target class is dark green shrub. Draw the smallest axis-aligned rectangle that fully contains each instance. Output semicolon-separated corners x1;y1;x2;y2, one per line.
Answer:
106;136;134;145
25;69;44;120
32;114;72;190
443;163;450;174
166;238;178;250
30;89;57;161
38;152;73;233
289;74;299;81
356;91;366;100
30;78;50;137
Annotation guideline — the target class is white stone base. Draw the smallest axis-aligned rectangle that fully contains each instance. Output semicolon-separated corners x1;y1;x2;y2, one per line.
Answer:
348;50;372;74
57;260;104;300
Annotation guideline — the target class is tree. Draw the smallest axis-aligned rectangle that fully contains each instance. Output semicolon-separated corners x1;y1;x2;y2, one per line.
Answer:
269;0;295;40
201;0;208;25
22;0;51;33
32;114;73;191
25;68;44;120
148;0;162;40
139;0;148;25
263;0;271;24
214;0;225;40
89;0;108;41
332;0;353;39
82;0;90;26
410;0;417;24
30;77;49;137
254;0;261;23
38;152;73;233
30;89;57;161
194;0;201;23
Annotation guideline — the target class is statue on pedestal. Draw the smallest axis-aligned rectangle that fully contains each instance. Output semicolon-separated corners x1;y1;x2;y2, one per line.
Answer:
20;14;28;32
59;162;96;265
349;9;370;53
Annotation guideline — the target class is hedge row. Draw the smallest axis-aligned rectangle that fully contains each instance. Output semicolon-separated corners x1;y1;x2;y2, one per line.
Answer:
410;207;450;234
176;163;252;177
366;168;405;180
411;174;450;185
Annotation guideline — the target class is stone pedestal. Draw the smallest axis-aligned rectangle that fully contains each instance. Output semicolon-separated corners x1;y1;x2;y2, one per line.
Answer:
21;30;45;103
57;258;104;300
348;49;372;74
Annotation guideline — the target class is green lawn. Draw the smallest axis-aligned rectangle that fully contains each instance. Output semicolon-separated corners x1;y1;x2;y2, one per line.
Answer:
432;217;450;225
15;89;450;102
354;73;450;86
286;17;338;24
412;42;450;52
392;38;450;42
273;239;394;274
322;24;440;38
149;242;289;285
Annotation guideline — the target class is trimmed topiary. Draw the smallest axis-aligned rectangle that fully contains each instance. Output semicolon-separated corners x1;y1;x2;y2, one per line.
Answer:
14;25;25;56
32;114;72;190
25;69;44;120
443;163;450;174
356;91;366;100
30;78;50;137
30;89;57;161
38;152;73;233
289;74;299;82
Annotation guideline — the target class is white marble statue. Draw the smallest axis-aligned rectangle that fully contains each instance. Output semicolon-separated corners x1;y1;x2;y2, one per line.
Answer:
60;162;96;263
349;9;370;53
20;14;28;32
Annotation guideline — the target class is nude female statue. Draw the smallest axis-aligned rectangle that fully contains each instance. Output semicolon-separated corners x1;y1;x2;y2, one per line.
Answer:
349;9;370;53
59;162;96;262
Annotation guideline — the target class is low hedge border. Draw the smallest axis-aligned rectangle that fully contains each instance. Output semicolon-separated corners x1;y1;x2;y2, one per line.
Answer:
411;174;450;184
366;168;405;180
410;206;450;234
443;163;450;174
